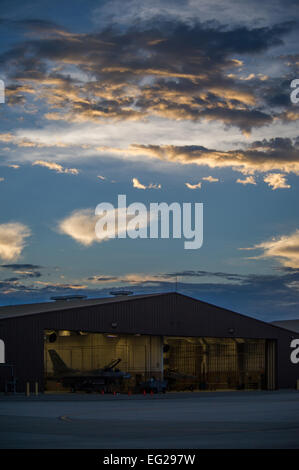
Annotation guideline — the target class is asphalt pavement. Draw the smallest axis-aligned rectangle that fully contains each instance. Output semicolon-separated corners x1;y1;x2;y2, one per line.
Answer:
0;390;299;448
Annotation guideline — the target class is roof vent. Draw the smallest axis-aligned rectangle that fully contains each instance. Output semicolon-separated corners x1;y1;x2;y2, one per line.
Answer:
109;290;133;297
50;295;87;302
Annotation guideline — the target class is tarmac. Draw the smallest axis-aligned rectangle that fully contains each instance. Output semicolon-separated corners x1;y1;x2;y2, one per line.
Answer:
0;390;299;448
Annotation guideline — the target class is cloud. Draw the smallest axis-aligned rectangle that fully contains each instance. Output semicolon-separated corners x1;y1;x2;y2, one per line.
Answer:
0;132;77;149
132;177;161;189
0;17;295;132
185;181;202;189
242;230;299;268
85;269;246;286
202;176;219;183
132;178;146;190
93;0;299;31
126;137;299;175
185;175;219;188
87;275;119;282
236;176;256;185
58;207;152;246
0;263;298;320
7;164;20;169
0;133;14;143
0;264;42;270
35;280;88;290
3;126;299;184
58;209;99;246
0;264;42;279
32;160;79;175
0;223;31;261
263;172;291;190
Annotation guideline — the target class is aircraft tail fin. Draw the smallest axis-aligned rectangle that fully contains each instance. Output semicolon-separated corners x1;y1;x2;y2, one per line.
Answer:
48;349;72;375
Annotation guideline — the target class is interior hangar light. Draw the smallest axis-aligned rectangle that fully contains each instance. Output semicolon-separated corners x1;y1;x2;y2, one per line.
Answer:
58;330;71;337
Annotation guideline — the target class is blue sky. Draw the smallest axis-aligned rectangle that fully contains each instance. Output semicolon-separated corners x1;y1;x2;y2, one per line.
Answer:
0;0;298;320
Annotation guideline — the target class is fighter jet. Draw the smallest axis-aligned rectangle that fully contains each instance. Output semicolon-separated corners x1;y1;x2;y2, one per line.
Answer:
48;349;131;393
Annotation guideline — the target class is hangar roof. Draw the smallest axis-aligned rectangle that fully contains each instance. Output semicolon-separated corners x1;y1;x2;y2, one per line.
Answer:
272;320;299;333
0;292;296;337
0;292;169;320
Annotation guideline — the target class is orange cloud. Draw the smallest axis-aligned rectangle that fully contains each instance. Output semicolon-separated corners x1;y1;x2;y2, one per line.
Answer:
32;160;79;175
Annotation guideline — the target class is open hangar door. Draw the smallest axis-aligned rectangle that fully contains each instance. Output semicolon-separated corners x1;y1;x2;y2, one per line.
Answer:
163;336;270;391
44;330;162;393
43;330;276;393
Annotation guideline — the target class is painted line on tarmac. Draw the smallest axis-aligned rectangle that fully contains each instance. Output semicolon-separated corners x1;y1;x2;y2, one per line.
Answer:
59;415;73;422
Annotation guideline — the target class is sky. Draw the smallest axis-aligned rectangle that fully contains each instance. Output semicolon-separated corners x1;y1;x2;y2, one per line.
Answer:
0;0;298;320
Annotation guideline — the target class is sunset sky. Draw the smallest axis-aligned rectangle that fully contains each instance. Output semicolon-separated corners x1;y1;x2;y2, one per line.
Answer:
0;0;298;320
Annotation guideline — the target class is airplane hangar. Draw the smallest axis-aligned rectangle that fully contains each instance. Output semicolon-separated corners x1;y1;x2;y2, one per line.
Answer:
0;292;298;393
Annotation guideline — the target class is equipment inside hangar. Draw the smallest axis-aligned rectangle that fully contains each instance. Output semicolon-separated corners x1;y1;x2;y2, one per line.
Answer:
44;328;267;392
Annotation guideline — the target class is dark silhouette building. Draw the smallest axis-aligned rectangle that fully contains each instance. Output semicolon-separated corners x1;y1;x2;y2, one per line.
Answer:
0;292;298;393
